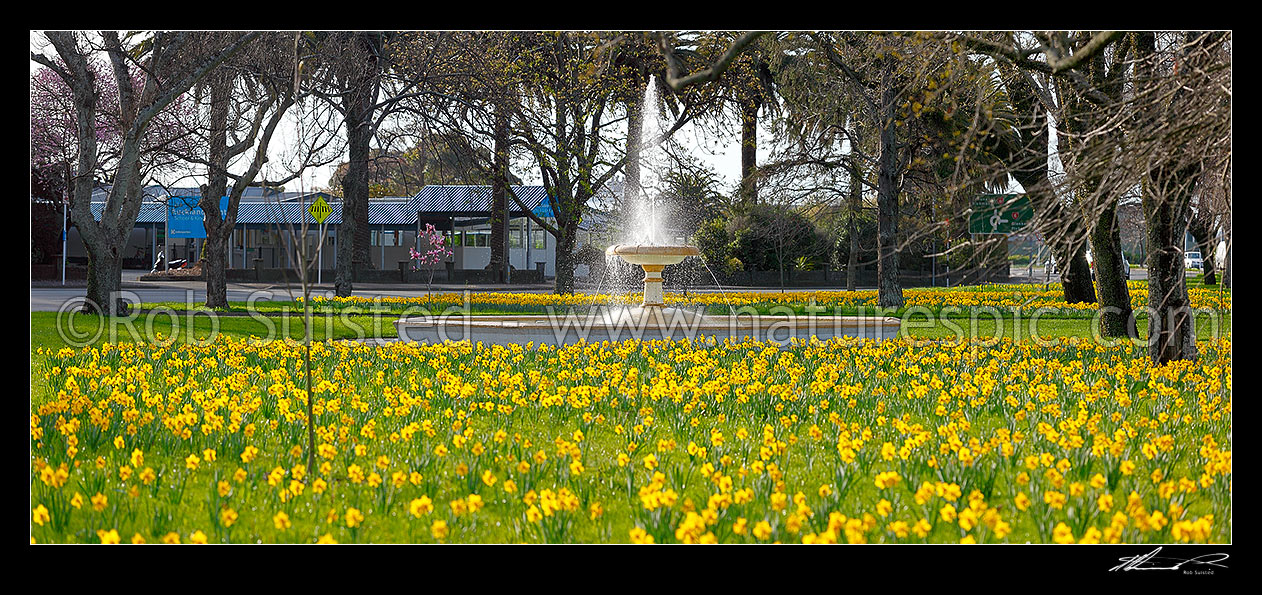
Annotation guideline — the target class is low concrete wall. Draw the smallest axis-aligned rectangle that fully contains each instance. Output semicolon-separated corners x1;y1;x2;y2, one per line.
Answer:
684;266;1008;288
396;315;903;346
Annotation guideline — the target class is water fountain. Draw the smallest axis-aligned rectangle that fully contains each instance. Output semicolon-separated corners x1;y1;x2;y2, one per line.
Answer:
395;76;901;346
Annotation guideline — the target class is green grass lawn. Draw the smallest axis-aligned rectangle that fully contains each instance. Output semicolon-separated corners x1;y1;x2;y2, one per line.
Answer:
31;309;1230;353
30;311;398;352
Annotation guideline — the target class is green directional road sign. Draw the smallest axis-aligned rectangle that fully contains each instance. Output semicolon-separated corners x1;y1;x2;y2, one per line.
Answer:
308;195;332;224
969;193;1032;234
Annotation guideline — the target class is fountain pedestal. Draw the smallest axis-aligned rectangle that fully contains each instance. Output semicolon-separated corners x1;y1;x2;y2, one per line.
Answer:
605;243;700;310
641;265;665;307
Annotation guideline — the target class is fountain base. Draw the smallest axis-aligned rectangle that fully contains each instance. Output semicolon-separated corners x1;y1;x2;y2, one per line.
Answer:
394;312;902;346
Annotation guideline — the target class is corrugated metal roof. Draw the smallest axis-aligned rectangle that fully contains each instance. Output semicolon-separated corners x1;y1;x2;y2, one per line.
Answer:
369;200;416;225
233;201;344;225
84;184;590;227
89;201;168;224
88;198;426;227
410;185;550;215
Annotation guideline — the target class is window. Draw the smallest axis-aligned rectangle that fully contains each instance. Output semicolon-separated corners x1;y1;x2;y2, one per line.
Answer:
532;230;547;250
509;229;523;249
372;231;404;247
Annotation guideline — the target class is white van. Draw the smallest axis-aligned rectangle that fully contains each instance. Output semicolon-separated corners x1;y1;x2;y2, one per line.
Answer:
1184;251;1203;270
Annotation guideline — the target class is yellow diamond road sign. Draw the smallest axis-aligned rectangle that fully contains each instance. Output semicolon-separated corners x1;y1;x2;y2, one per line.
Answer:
308;196;332;224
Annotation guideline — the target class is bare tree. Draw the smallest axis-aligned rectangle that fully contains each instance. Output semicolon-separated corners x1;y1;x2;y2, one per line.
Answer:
170;33;321;309
32;31;258;315
954;30;1229;362
1134;32;1229;363
392;32;704;294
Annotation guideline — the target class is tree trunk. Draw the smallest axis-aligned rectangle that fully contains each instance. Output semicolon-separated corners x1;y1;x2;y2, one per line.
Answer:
202;73;232;309
334;182;358;296
1221;235;1231;289
335;87;372;296
1001;62;1099;307
778;239;787;289
334;33;381;297
1200;237;1217;286
1089;201;1135;337
875;75;904;309
489;106;510;283
204;240;229;308
353;179;372;269
1055;35;1127;324
846;159;861;292
847;213;859;292
45;31;251;316
80;136;143;317
84;244;126;315
553;222;578;295
1058;242;1096;304
739;100;759;208
1136;31;1204;365
1144;176;1197;364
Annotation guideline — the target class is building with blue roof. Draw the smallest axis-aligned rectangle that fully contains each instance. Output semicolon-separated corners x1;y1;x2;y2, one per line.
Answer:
67;184;609;278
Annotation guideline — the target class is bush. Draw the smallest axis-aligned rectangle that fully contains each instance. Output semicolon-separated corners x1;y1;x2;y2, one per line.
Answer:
728;204;828;273
692;217;733;269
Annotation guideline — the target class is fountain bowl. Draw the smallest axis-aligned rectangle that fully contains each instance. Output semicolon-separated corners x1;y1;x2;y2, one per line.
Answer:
605;244;700;267
605;243;700;308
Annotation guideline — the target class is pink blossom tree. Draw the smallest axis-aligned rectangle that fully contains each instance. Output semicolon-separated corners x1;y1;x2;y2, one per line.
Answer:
410;223;453;295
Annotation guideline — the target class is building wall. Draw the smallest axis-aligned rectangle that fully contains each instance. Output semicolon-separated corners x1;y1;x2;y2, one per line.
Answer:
65;217;573;279
66;227;157;268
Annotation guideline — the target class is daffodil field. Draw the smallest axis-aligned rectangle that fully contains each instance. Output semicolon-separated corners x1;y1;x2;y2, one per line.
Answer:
31;332;1230;544
293;281;1230;317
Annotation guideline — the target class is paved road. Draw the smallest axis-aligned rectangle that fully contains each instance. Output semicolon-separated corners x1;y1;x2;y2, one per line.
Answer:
30;280;873;311
29;266;1156;312
31;272;556;312
1011;266;1149;283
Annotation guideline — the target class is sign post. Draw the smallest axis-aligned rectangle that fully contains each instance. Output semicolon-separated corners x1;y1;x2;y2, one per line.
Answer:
968;193;1032;235
166;195;228;270
968;194;1031;283
61;198;67;285
167;195;228;239
308;196;332;285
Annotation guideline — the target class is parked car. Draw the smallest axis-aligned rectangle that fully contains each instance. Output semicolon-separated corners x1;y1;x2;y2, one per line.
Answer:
1184;251;1203;270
